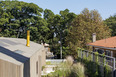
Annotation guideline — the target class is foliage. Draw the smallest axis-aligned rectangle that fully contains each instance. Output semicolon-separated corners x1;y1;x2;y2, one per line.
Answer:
0;1;50;43
70;63;85;77
104;15;116;36
46;61;51;65
44;9;76;58
0;1;76;58
42;66;45;71
77;48;112;77
47;56;85;77
0;1;112;59
104;64;112;77
66;8;111;58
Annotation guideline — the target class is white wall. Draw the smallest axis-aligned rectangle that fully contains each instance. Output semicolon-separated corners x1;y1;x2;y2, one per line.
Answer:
30;46;46;77
0;59;23;77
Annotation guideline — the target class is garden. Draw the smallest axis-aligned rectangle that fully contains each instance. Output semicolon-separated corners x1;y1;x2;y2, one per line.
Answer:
42;48;113;77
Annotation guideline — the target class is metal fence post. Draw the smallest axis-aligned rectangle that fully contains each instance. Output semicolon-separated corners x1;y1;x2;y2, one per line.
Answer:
91;52;93;61
104;56;106;77
81;50;83;59
79;49;81;58
103;56;106;66
113;58;115;77
78;50;79;58
77;49;116;77
86;51;88;60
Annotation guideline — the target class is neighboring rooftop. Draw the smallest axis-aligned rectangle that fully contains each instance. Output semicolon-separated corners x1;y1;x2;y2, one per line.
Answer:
0;37;44;65
87;36;116;49
44;43;49;47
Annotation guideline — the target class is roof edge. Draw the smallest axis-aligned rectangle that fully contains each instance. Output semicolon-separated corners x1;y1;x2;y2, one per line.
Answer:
87;44;116;50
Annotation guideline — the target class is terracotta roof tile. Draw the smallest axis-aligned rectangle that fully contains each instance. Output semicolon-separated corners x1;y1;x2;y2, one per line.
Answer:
87;36;116;48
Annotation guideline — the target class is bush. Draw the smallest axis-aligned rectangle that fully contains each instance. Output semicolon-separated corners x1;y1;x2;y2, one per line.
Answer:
47;56;85;77
76;48;112;77
70;63;85;77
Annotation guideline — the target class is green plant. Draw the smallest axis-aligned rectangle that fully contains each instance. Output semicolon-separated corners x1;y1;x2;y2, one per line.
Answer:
47;56;85;77
42;66;45;71
46;61;51;65
104;63;112;77
70;63;85;77
76;48;112;77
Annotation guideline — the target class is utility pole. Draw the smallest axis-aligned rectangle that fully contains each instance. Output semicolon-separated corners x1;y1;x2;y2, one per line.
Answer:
60;26;62;59
60;44;62;59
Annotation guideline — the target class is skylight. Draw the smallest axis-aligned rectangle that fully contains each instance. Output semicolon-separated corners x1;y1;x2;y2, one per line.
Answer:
14;50;24;54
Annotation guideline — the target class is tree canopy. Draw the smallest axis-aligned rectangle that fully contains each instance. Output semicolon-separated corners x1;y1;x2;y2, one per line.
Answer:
43;9;76;58
65;8;111;57
0;1;112;58
0;1;50;43
104;15;116;36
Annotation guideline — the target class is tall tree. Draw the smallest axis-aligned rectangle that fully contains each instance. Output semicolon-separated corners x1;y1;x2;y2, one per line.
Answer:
43;9;55;43
104;15;116;36
59;9;76;58
43;9;56;51
43;9;76;58
0;1;50;43
66;8;111;58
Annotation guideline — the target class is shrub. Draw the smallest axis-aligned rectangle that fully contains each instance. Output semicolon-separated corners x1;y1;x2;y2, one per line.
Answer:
48;56;85;77
70;63;85;77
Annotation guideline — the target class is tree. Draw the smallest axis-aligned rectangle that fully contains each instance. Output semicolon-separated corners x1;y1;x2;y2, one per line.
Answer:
43;9;76;58
43;9;55;43
66;8;111;58
0;1;50;43
43;9;57;52
104;15;116;36
59;9;76;58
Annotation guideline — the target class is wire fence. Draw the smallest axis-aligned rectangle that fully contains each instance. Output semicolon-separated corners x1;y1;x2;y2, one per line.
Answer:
77;49;116;77
44;50;116;77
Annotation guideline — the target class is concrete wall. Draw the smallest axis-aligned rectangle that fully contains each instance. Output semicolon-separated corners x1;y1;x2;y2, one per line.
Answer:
0;59;23;77
30;46;46;77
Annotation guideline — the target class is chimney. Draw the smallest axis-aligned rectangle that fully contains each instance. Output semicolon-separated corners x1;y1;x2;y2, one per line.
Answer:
92;33;96;42
26;30;30;47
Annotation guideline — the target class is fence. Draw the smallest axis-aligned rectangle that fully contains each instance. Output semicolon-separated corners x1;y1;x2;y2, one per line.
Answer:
77;49;116;77
46;59;66;65
42;72;69;77
42;76;69;77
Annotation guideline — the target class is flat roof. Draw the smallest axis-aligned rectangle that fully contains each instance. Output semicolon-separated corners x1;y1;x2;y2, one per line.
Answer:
87;36;116;49
0;37;44;65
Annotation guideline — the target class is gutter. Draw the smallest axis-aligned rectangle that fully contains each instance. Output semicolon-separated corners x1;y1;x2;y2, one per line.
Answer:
87;44;116;50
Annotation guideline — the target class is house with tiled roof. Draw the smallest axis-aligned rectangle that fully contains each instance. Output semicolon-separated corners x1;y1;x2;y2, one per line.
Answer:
87;33;116;57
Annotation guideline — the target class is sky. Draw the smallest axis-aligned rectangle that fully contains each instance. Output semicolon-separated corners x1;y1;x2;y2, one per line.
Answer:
18;0;116;20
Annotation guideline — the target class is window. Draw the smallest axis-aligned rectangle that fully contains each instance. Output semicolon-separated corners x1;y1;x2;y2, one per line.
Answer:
36;61;38;74
105;50;111;56
97;49;104;54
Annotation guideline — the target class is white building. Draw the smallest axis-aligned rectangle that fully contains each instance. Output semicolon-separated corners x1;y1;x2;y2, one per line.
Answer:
0;37;46;77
